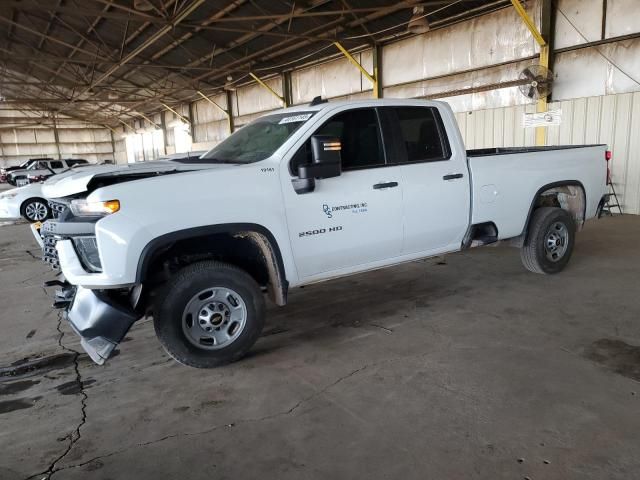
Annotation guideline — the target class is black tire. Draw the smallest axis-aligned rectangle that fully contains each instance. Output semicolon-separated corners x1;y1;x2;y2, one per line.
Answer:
20;197;51;223
154;261;265;368
520;207;575;274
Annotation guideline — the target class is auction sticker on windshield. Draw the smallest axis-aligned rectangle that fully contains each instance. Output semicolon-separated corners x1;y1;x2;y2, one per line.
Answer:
279;113;313;124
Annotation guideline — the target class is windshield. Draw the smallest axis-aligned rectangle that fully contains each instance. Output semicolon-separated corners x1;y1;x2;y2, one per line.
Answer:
20;159;34;168
199;111;315;164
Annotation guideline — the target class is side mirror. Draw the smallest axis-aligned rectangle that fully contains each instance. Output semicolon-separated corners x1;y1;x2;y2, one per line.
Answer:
299;136;342;180
292;136;342;194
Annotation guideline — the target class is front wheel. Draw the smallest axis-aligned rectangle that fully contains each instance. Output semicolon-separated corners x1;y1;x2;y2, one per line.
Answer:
21;198;51;222
154;261;265;368
520;207;575;274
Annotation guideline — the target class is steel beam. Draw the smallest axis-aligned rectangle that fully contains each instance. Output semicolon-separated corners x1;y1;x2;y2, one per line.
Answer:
77;0;206;95
334;42;378;98
196;91;229;117
194;1;420;87
52;114;62;160
510;0;546;46
226;90;235;134
162;103;190;124
117;119;135;132
249;73;285;106
282;72;293;107
160;111;169;152
0;14;110;59
372;44;383;99
135;112;161;130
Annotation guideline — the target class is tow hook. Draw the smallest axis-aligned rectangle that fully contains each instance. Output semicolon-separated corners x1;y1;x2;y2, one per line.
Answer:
44;279;76;309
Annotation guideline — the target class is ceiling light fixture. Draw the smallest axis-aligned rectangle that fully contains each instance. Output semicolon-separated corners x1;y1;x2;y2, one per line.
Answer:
408;6;430;34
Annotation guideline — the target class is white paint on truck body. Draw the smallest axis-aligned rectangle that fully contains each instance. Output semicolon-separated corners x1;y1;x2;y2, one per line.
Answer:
41;99;608;291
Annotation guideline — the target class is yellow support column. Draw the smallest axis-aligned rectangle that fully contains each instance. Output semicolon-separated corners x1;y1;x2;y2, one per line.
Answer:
161;103;191;125
511;0;549;146
334;42;378;98
249;72;285;106
197;90;234;135
536;45;550;146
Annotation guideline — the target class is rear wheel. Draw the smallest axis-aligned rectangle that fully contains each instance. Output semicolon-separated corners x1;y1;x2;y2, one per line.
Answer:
21;198;51;222
520;207;575;274
154;261;265;368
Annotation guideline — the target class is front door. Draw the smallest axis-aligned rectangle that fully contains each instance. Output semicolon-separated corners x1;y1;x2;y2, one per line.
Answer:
282;108;404;279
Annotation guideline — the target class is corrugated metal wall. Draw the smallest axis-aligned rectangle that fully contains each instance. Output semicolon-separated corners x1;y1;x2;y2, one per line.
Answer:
0;125;115;167
455;92;640;214
3;0;638;212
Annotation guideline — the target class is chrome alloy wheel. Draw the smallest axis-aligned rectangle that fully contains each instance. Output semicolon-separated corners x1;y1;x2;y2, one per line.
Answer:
25;201;48;221
544;221;569;262
182;287;247;350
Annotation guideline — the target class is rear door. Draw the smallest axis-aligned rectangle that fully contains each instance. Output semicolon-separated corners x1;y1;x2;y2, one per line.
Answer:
382;106;470;254
283;107;404;278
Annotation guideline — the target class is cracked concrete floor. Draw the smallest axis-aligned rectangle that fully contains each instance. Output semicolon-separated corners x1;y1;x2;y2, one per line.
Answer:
1;216;639;480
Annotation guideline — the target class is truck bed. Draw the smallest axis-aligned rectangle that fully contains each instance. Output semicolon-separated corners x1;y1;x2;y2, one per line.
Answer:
467;144;608;240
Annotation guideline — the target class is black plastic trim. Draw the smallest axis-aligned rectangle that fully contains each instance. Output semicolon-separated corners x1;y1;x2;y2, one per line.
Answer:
373;181;399;189
467;145;606;157
135;223;288;290
521;180;586;238
67;287;140;344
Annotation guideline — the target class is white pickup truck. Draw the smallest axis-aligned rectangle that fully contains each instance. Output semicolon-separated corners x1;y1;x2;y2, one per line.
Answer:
38;99;609;367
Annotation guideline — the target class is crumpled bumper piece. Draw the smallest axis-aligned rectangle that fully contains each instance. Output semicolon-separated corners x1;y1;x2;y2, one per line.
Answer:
67;286;141;365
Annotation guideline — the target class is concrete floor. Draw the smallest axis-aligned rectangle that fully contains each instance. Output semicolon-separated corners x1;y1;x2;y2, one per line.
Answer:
0;214;639;480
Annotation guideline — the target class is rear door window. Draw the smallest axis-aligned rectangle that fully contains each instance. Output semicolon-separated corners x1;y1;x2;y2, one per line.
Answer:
50;161;64;169
393;107;450;163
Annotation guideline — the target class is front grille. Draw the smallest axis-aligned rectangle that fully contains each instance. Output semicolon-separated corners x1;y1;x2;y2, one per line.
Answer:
49;201;68;219
42;234;59;269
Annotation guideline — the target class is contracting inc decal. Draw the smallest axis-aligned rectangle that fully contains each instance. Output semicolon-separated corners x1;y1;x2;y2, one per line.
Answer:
322;202;368;219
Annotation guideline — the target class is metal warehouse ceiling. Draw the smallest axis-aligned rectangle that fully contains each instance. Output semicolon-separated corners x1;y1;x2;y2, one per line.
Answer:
0;0;509;127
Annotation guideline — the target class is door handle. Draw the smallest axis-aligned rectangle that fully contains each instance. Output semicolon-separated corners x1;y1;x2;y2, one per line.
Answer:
372;181;399;189
443;173;464;181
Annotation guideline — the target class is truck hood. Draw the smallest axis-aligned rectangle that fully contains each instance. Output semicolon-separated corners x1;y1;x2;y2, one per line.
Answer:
42;161;211;198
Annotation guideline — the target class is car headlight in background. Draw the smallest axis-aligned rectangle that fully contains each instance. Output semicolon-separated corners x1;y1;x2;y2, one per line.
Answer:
70;199;120;217
72;236;102;272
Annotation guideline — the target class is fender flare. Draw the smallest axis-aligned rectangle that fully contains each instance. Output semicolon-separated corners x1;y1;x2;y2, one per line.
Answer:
135;223;289;304
520;180;586;238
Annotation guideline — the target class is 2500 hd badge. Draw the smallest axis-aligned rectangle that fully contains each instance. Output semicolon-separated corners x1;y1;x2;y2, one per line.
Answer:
299;225;343;237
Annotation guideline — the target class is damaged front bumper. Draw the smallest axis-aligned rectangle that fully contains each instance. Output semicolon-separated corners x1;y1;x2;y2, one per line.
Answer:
55;284;141;365
39;201;143;364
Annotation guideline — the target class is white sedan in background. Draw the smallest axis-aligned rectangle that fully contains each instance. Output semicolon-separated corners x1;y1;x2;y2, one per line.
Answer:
0;183;51;222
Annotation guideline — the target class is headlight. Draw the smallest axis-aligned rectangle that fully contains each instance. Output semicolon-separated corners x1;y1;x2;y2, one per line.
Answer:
0;192;17;200
70;199;120;217
72;236;102;272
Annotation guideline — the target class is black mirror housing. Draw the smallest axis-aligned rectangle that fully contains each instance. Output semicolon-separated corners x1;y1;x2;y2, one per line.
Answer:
299;136;342;180
292;136;341;194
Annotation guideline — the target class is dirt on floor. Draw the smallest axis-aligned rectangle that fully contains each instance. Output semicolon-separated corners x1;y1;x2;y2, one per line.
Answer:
0;215;639;480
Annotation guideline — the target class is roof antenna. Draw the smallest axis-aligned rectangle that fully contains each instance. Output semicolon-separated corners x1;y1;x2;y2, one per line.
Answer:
309;96;328;106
